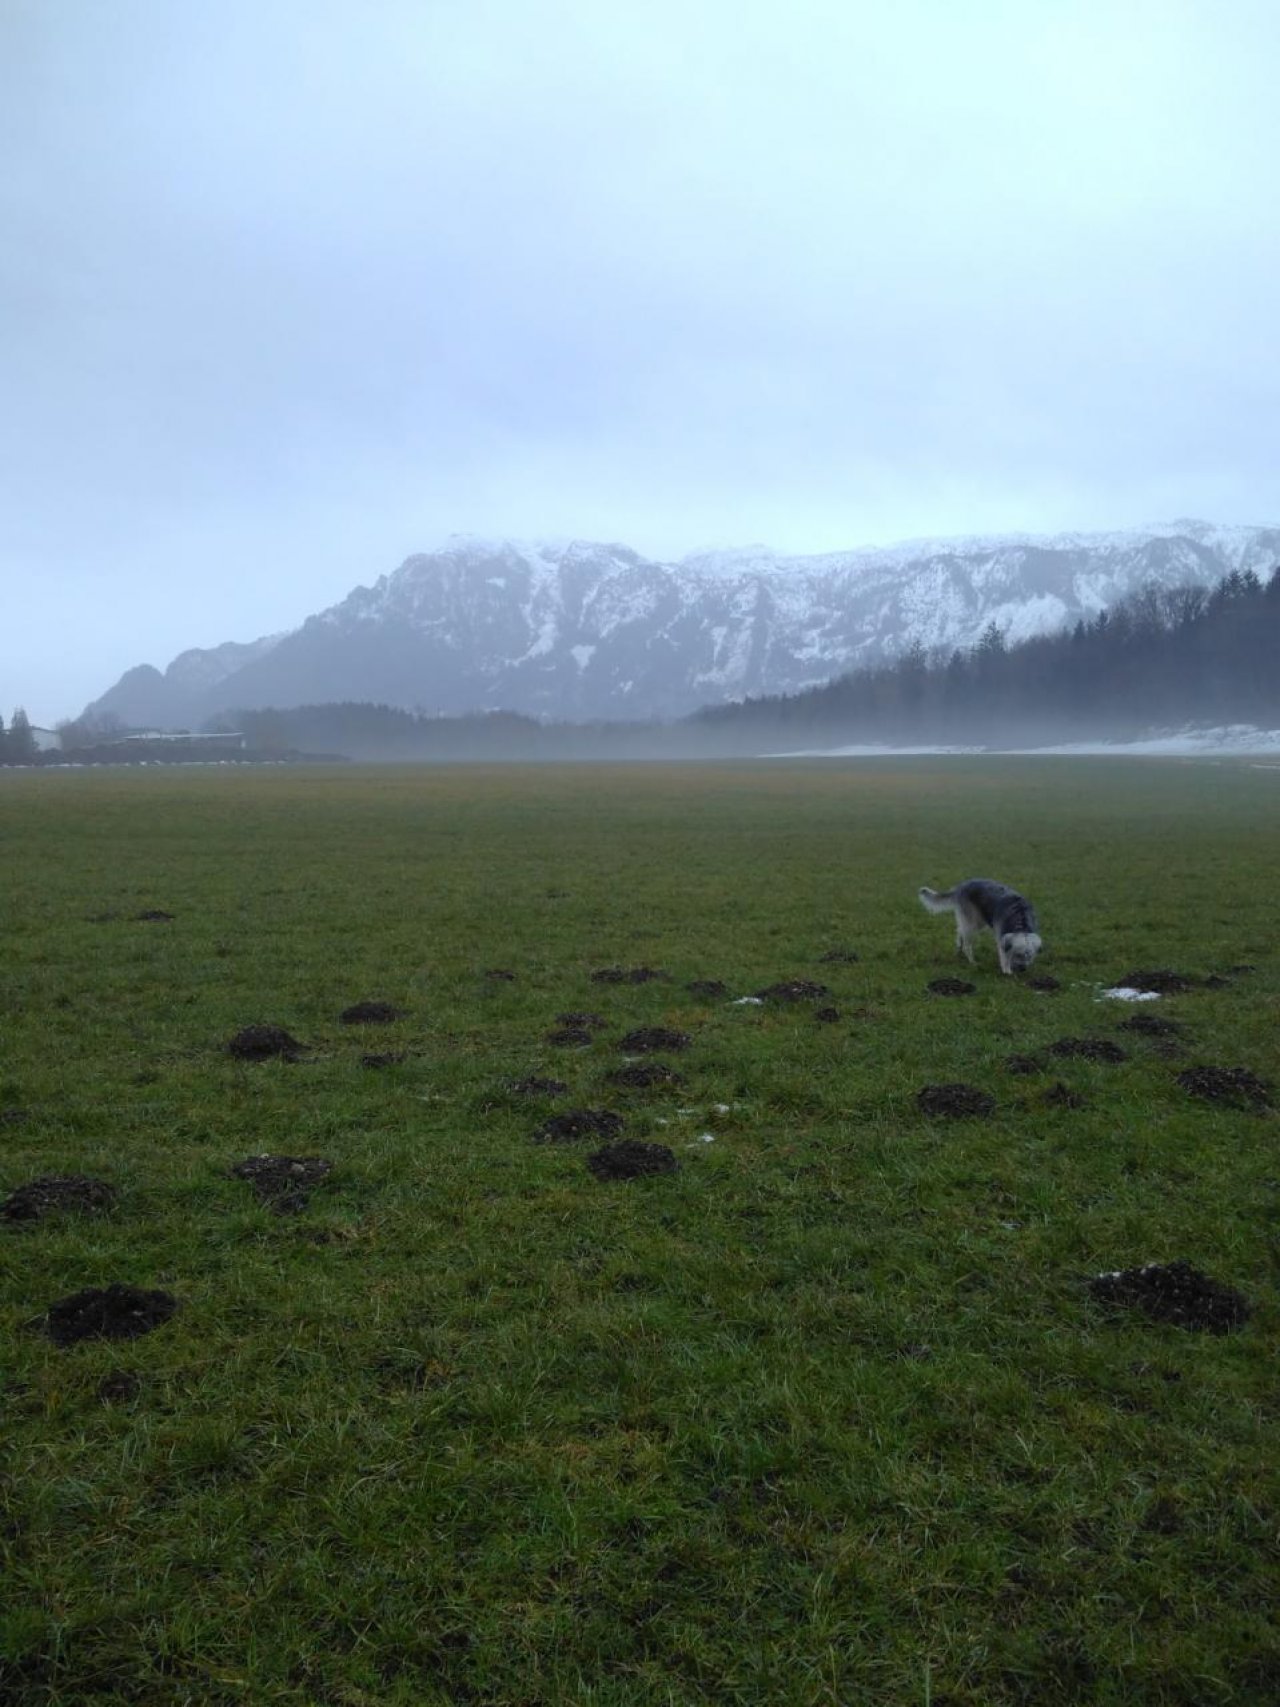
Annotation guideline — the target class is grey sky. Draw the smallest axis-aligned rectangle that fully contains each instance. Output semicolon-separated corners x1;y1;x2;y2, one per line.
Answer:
3;0;1278;722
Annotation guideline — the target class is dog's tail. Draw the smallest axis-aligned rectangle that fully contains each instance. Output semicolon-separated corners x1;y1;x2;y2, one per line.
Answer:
918;885;956;914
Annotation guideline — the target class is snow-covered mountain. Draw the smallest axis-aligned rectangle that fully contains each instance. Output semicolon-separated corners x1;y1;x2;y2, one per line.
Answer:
84;521;1280;728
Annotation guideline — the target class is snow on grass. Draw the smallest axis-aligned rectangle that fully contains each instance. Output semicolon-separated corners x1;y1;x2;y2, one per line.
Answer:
767;726;1280;759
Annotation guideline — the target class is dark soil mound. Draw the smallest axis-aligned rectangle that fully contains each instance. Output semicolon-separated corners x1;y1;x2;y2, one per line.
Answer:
1027;975;1061;993
617;1026;693;1054
1202;974;1233;990
96;1370;141;1404
917;1083;996;1119
814;1007;841;1024
43;1284;178;1347
1088;1260;1251;1333
1043;1081;1087;1109
1005;1053;1046;1076
339;1001;405;1025
1119;969;1198;994
687;979;728;998
535;1108;624;1144
547;1027;594;1047
511;1075;569;1097
606;1062;687;1089
2;1175;117;1221
587;1140;679;1180
927;978;975;997
1226;963;1257;975
134;908;174;922
0;1107;31;1126
1117;1012;1182;1037
1049;1037;1128;1063
484;968;517;981
1176;1065;1271;1109
818;948;860;964
755;979;831;1002
230;1155;333;1213
556;1012;608;1031
360;1051;406;1068
227;1024;306;1061
591;966;669;985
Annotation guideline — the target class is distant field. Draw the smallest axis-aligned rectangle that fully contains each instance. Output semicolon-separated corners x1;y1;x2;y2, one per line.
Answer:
2;759;1277;1706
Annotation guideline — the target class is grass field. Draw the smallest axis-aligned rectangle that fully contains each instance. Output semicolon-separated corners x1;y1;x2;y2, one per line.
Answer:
1;758;1277;1706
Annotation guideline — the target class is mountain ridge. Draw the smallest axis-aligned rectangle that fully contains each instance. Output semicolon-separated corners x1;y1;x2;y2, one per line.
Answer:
83;521;1280;728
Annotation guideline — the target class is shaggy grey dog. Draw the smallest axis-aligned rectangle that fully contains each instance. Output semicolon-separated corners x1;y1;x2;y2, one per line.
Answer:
919;878;1043;975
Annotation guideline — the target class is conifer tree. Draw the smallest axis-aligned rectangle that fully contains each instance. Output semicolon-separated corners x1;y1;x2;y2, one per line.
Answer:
7;707;37;764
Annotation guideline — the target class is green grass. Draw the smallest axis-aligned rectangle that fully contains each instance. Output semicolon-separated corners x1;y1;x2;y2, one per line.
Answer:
1;758;1277;1706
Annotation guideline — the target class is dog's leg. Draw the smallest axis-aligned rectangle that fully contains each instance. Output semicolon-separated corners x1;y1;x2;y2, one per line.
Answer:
955;899;981;965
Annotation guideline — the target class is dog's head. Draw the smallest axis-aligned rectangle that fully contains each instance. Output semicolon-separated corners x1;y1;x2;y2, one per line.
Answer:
1002;931;1042;973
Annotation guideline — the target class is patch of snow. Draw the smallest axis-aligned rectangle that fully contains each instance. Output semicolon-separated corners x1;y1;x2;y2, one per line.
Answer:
518;607;561;661
767;726;1280;760
1021;725;1280;756
983;594;1071;644
1098;987;1162;1002
765;744;984;757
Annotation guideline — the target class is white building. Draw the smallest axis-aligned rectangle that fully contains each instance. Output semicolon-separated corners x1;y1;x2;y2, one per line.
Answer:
114;730;246;750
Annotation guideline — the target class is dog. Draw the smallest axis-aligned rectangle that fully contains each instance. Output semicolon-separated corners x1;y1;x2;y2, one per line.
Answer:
918;878;1043;975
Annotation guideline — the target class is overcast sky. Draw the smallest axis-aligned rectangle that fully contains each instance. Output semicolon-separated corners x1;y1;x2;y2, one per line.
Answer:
3;0;1278;722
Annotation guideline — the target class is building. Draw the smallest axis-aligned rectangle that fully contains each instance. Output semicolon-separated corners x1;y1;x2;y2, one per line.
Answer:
113;730;247;752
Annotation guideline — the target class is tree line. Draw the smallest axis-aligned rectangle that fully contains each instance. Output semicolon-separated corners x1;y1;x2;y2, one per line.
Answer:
220;704;675;762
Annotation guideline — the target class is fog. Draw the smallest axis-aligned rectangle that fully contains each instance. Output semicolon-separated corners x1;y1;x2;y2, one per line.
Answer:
4;0;1279;723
